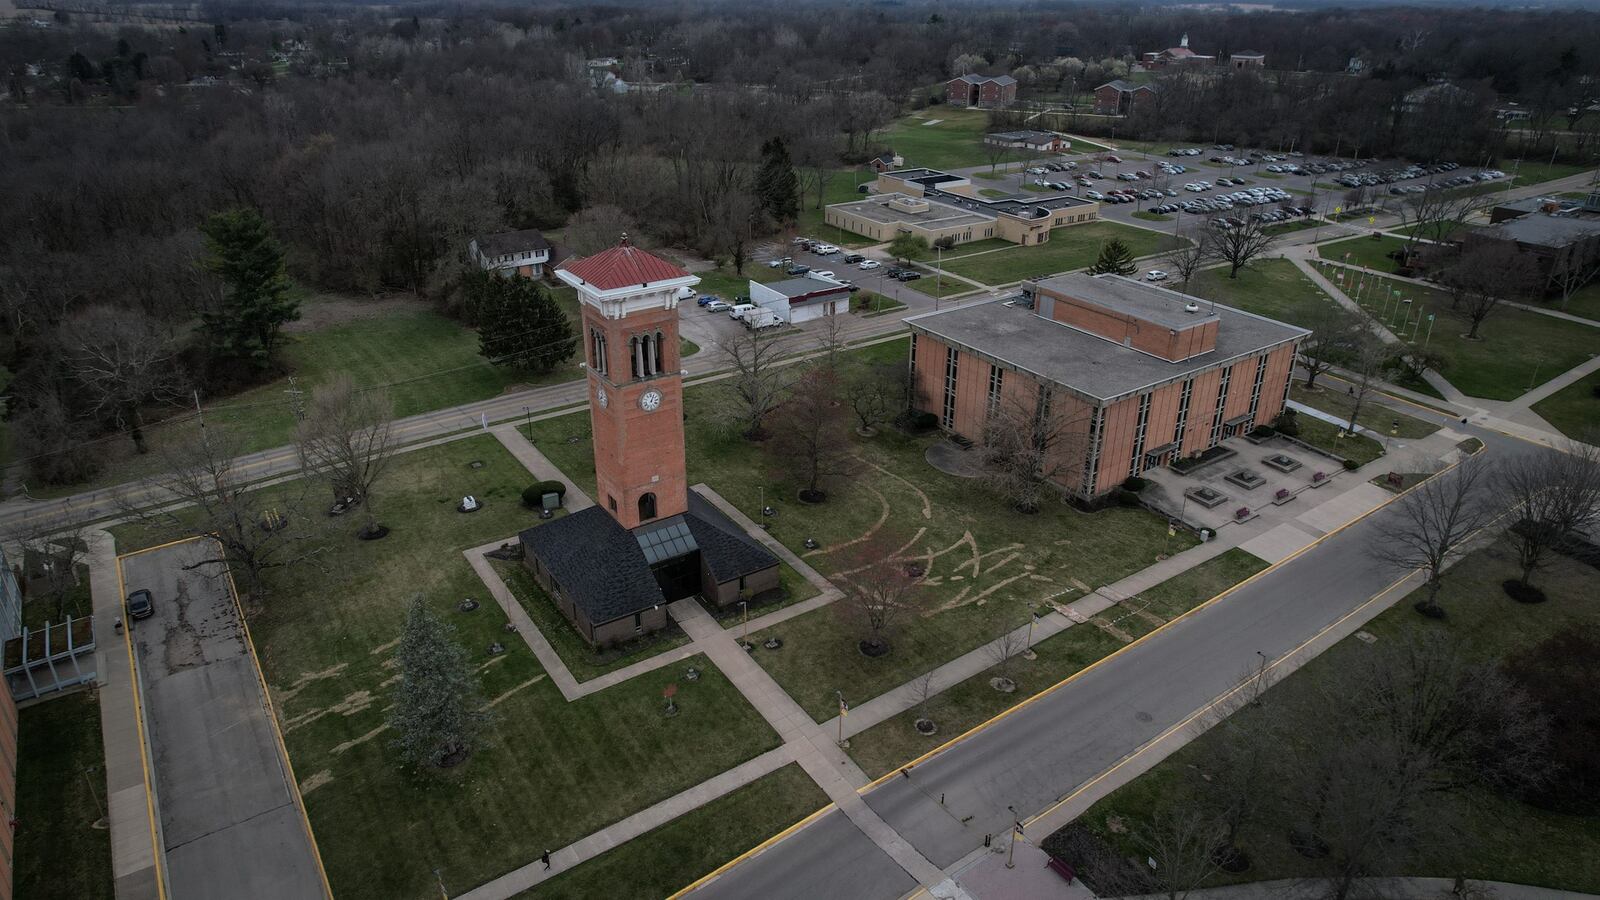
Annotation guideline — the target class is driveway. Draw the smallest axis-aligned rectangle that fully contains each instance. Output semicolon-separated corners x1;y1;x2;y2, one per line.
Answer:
122;538;327;899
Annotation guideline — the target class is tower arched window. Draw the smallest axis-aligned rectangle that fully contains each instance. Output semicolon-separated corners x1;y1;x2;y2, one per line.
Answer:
638;492;657;521
630;336;641;379
655;331;665;374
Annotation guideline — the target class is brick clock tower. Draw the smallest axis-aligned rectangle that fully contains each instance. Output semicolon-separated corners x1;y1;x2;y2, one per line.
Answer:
555;237;699;531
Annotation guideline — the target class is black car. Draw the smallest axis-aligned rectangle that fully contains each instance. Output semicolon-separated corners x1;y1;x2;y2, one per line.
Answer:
126;589;155;620
842;253;865;264
785;264;810;276
885;266;909;279
895;270;922;282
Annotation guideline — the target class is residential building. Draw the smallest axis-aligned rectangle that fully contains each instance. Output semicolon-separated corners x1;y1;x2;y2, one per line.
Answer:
1141;34;1214;68
906;274;1306;499
946;74;1018;108
868;150;904;173
984;130;1071;153
825;168;1099;248
1094;80;1157;115
521;239;779;647
749;275;851;324
1229;50;1266;69
469;229;552;277
1465;211;1600;293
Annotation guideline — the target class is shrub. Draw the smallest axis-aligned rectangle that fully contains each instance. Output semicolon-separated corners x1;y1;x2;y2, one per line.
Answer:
903;410;939;432
523;480;567;508
1274;409;1300;437
1501;628;1600;814
1249;425;1276;439
1115;488;1142;507
1501;579;1548;604
1342;458;1361;471
1121;476;1148;492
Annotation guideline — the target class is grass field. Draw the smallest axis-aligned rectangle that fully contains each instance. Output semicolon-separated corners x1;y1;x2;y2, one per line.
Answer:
1263;218;1318;236
1508;158;1593;187
1073;540;1600;893
1289;381;1440;440
1288;411;1386;465
1316;234;1410;272
798;170;878;248
1530;368;1600;440
1550;281;1600;322
884;108;999;171
907;267;981;297
113;436;782;900
852;292;907;315
525;763;827;899
13;690;114;900
1186;259;1341;329
940;222;1182;285
844;548;1267;778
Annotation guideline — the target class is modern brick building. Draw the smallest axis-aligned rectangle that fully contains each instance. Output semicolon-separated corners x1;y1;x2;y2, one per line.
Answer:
825;168;1099;248
1093;80;1158;115
946;74;1018;108
906;274;1306;499
520;239;779;646
1141;34;1215;68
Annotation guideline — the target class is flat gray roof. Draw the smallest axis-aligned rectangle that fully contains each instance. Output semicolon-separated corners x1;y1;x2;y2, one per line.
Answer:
765;277;849;298
1031;273;1221;330
831;193;993;230
908;282;1308;403
1478;213;1600;248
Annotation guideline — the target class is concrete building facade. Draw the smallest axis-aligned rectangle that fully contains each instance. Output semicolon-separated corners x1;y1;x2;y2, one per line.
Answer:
824;168;1099;248
906;274;1305;499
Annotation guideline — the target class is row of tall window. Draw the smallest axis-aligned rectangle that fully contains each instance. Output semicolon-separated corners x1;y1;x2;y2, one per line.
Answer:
1209;364;1235;444
1128;392;1152;477
588;327;668;380
942;346;959;429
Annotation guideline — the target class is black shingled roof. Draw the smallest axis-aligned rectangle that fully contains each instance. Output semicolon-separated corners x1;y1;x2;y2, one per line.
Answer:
520;507;664;624
686;492;780;583
474;228;551;258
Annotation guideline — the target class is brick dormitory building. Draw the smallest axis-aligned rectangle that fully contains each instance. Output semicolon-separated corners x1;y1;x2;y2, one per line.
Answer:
906;273;1307;499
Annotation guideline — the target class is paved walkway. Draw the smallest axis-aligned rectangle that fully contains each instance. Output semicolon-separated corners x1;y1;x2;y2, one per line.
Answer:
490;424;595;511
88;529;165;900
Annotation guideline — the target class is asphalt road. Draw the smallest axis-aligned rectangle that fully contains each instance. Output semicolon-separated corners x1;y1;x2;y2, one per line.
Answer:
123;538;326;900
690;417;1541;899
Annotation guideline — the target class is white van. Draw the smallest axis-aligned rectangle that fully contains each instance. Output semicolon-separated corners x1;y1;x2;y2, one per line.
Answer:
728;303;758;321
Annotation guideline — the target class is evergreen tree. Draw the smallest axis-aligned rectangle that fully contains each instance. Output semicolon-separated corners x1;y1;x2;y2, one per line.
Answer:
200;208;299;370
468;270;576;374
755;137;800;224
68;51;96;82
1088;238;1137;276
389;598;491;768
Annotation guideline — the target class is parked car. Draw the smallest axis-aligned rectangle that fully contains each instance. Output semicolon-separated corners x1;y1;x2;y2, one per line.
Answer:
695;294;722;307
895;270;922;282
842;253;865;263
1144;269;1170;282
728;303;757;320
858;259;882;270
126;589;155;620
813;270;836;280
785;264;810;275
704;300;732;312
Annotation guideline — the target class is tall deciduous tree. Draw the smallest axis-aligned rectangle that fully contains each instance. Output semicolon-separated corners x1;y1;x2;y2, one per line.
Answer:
767;365;854;502
1369;454;1493;616
1087;237;1137;276
719;325;792;440
295;375;398;537
1493;441;1600;594
1208;219;1277;279
1295;303;1364;390
61;305;185;454
755;137;800;225
1456;241;1538;339
468;270;576;374
832;531;925;657
389;597;491;768
978;385;1088;513
199;208;300;371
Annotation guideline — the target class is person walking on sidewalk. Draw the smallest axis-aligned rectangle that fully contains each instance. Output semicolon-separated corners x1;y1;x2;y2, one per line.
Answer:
542;850;551;871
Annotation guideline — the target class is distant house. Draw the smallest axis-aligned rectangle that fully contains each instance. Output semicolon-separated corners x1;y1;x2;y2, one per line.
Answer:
1094;80;1157;116
1141;34;1214;69
749;275;852;324
1400;81;1475;113
469;229;551;277
868;150;904;173
946;74;1018;109
1229;50;1266;70
984;130;1070;153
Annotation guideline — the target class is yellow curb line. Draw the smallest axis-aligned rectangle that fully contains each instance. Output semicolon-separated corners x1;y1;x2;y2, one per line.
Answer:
114;544;169;900
855;447;1472;795
665;798;837;899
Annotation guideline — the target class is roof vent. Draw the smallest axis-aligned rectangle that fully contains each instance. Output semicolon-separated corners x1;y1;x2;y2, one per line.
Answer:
1184;302;1201;313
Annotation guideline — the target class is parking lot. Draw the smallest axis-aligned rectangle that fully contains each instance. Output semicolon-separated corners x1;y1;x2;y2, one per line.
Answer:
122;538;327;899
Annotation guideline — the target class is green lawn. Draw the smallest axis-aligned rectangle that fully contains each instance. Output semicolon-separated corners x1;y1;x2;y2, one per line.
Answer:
907;267;980;298
1509;158;1593;187
1290;410;1386;465
851;292;907;315
522;764;827;900
1317;235;1410;273
799;170;878;248
13;690;114;900
845;549;1266;778
884;108;999;171
36;292;589;498
941;222;1182;286
1072;541;1600;893
943;238;1017;258
1263;218;1318;236
1388;220;1468;241
114;436;782;900
692;263;785;302
1344;275;1599;401
1289;382;1440;440
1186;259;1341;329
1531;368;1600;441
1549;281;1600;322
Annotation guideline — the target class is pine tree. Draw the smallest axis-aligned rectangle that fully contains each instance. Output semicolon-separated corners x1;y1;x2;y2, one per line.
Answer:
1088;238;1137;276
389;597;491;768
755;137;800;224
468;270;576;374
200;208;300;370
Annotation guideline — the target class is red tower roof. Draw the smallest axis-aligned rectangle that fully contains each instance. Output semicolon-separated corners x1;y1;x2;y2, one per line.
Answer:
557;238;690;291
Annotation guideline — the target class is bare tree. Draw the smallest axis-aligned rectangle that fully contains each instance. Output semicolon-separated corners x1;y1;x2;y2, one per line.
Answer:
61;306;185;454
843;359;903;435
1456;241;1539;339
1165;234;1215;288
1295;303;1364;390
1549;249;1600;311
1493;442;1600;593
563;205;639;256
295;375;399;537
120;428;322;605
983;626;1029;681
1395;185;1489;251
1208;218;1277;278
1339;333;1391;438
978;385;1089;513
6;513;93;622
766;365;854;502
832;532;926;657
718;325;792;440
1369;454;1493;616
1131;809;1229;900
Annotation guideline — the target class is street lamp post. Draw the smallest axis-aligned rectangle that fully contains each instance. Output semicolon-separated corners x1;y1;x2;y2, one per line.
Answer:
740;600;749;647
1006;805;1023;869
836;691;848;748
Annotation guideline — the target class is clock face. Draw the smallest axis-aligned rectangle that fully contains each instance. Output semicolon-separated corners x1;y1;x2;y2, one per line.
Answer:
640;389;663;412
597;387;608;408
